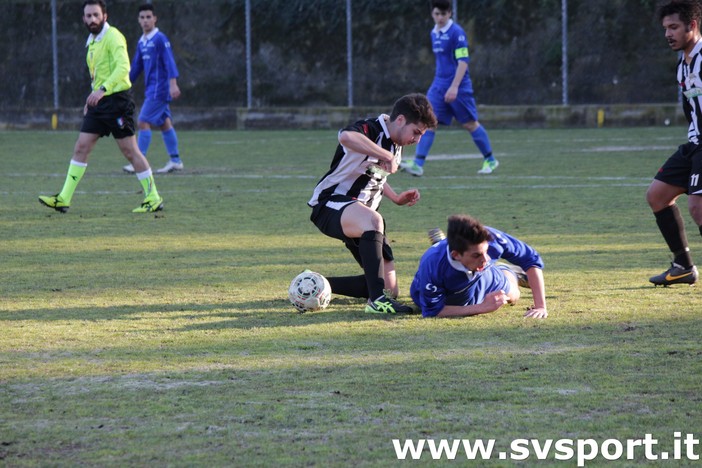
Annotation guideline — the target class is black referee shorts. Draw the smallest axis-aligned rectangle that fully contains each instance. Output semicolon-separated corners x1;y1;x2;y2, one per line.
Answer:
310;196;395;266
80;90;136;139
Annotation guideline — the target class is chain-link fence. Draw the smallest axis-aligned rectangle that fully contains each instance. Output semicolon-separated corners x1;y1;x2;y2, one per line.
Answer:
1;0;675;111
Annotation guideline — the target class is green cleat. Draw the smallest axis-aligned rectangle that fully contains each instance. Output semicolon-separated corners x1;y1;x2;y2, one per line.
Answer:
132;196;164;213
38;195;69;213
399;159;424;177
365;295;414;314
477;159;499;174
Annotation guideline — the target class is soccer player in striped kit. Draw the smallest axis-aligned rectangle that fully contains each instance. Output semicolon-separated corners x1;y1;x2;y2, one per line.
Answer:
401;0;497;177
308;94;437;314
647;0;702;286
123;3;183;175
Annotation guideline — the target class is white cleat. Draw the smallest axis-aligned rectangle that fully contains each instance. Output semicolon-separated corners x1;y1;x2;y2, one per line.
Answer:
477;159;499;174
156;161;184;173
123;163;135;174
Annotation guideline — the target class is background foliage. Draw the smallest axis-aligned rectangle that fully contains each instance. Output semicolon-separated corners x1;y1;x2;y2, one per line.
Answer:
3;0;678;108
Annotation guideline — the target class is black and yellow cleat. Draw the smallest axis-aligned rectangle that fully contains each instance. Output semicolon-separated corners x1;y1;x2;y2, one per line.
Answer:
649;263;698;286
132;196;164;213
365;295;415;314
38;195;69;213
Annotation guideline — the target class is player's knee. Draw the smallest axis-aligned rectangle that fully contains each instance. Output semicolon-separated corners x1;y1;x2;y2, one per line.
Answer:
368;211;384;232
645;186;661;209
463;121;480;132
507;287;521;304
688;198;702;225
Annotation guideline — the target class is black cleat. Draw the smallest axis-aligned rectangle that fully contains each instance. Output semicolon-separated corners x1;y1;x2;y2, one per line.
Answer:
649;263;698;286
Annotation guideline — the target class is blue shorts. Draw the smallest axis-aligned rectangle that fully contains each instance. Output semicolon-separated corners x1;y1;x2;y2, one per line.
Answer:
138;98;172;127
427;82;478;126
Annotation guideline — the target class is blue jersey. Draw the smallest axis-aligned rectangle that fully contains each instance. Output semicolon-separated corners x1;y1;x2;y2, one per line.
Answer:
130;28;179;102
431;19;472;92
410;227;544;317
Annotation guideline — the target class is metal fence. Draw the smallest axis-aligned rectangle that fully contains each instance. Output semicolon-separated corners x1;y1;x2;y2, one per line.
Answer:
3;0;675;111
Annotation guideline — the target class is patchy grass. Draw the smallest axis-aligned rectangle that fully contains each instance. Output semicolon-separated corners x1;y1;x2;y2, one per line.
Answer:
1;127;700;466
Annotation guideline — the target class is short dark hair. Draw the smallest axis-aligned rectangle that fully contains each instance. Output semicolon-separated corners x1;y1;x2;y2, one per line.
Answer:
83;0;106;14
659;0;702;28
139;3;155;14
446;214;492;254
431;0;452;13
389;93;438;129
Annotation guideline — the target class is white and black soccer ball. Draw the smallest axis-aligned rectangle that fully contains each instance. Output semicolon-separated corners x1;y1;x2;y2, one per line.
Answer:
288;270;332;312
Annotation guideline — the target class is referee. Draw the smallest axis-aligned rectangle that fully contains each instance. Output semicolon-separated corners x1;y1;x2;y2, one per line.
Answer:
39;0;163;213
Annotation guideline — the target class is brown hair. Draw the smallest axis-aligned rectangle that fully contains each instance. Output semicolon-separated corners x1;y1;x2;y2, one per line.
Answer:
446;214;492;254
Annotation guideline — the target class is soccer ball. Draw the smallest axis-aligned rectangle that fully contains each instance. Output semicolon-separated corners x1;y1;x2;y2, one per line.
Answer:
288;270;332;312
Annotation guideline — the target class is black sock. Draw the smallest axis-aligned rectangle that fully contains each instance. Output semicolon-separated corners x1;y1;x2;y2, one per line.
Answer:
327;275;368;298
358;230;385;300
654;205;692;267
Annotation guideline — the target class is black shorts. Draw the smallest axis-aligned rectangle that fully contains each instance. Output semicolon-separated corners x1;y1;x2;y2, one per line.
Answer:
80;90;136;139
310;196;395;267
654;142;702;195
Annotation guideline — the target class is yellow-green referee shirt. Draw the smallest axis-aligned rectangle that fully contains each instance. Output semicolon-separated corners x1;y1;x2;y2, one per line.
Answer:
85;22;131;95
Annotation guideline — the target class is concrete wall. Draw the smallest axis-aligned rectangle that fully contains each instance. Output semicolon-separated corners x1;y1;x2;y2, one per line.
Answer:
0;104;684;131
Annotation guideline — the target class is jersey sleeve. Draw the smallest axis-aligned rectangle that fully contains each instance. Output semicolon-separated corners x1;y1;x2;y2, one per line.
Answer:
129;45;143;83
413;252;448;318
103;30;131;93
452;26;470;63
160;35;179;79
342;119;376;137
487;227;544;271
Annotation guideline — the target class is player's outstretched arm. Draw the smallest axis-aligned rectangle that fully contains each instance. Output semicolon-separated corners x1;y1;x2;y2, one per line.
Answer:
524;267;548;319
383;183;419;206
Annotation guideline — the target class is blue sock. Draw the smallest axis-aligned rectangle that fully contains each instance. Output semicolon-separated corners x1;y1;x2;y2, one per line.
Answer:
414;130;435;167
470;125;494;160
162;128;181;162
137;130;152;156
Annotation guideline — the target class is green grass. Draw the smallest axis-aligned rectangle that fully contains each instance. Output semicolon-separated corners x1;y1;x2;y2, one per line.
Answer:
1;127;700;466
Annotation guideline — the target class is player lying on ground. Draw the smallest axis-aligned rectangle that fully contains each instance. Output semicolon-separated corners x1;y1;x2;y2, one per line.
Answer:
410;214;548;318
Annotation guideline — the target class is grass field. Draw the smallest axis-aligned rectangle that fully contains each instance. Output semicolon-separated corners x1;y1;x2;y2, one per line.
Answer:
1;126;700;466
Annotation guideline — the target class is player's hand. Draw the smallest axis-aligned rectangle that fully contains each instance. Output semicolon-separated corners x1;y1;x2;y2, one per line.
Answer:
378;156;399;174
481;290;510;313
444;86;458;103
86;89;105;108
170;83;181;100
396;189;420;206
524;307;548;319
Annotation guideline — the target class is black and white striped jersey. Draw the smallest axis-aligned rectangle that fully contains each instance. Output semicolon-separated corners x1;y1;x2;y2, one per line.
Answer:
308;114;402;211
678;40;702;144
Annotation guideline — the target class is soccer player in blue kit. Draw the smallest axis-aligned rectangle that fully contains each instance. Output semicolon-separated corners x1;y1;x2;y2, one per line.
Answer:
410;215;548;318
401;0;498;177
123;3;184;175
